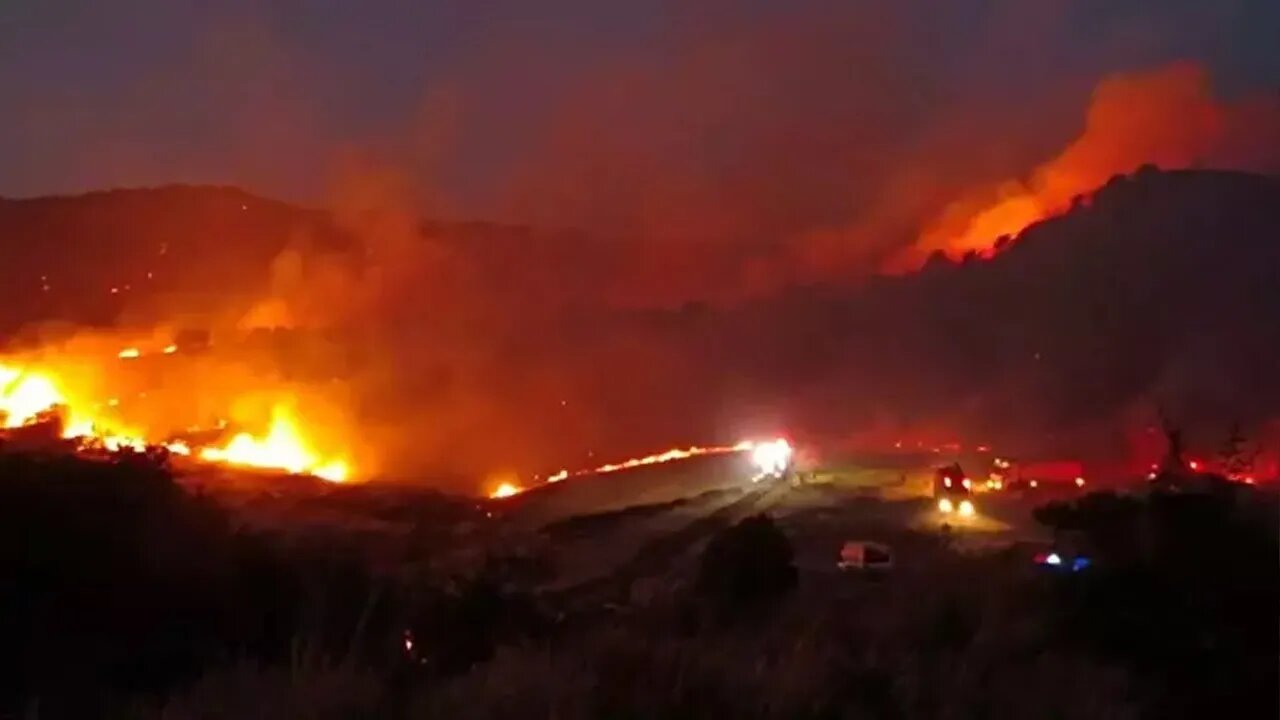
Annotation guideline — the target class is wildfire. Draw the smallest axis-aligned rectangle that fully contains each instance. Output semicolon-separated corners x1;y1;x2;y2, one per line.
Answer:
198;406;349;482
590;441;754;475
891;62;1236;270
0;359;350;482
487;438;793;498
0;365;64;428
489;482;522;499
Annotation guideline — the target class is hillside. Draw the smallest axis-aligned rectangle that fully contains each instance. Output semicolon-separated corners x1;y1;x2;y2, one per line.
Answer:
2;168;1277;478
732;168;1280;458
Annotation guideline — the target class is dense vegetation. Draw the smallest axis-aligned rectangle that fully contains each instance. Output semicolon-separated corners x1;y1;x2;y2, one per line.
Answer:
0;451;1275;719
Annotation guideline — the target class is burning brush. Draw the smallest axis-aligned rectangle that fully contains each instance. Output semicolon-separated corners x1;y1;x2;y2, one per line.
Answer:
487;437;793;498
0;359;350;482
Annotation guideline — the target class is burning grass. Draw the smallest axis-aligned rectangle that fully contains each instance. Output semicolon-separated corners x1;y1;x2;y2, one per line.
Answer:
0;346;353;482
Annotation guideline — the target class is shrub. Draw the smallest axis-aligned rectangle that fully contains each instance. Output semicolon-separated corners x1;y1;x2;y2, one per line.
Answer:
695;514;796;617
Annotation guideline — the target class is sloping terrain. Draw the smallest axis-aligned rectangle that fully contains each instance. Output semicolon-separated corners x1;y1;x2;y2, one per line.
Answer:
3;168;1276;481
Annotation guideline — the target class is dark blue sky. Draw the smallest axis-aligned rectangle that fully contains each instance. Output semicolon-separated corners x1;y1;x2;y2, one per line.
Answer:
1;0;1276;214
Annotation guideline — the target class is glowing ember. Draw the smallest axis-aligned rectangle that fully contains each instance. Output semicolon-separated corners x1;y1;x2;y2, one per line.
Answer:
546;469;568;483
117;347;141;359
490;482;522;499
198;406;349;482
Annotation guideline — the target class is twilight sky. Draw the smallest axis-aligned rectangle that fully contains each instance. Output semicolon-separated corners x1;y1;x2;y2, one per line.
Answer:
1;0;1277;217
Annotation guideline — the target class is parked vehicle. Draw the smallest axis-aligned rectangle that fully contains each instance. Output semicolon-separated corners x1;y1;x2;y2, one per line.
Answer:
838;540;894;572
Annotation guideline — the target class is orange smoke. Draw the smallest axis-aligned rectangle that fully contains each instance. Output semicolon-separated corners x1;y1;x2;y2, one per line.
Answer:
890;62;1236;270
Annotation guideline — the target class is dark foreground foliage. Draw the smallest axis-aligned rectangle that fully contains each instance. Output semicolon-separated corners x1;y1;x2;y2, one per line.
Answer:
1035;484;1279;718
1;452;1275;719
695;513;797;618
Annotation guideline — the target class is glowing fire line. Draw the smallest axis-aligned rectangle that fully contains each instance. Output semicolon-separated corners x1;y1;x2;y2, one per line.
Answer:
487;438;791;499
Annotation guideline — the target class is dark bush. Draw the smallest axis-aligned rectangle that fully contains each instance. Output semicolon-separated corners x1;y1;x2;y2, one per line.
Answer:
695;514;796;617
1034;489;1279;719
0;453;235;713
0;452;393;715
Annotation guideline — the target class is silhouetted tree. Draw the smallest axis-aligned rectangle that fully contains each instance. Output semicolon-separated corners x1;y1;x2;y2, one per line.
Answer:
1158;408;1186;472
1217;422;1254;479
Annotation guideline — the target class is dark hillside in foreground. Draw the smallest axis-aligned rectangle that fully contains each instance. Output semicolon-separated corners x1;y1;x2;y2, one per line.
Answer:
1;446;1275;718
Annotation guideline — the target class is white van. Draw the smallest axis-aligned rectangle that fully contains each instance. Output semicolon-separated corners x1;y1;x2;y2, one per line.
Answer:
838;541;894;572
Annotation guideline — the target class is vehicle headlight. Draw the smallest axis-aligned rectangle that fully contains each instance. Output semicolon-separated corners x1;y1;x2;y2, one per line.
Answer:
958;499;975;517
937;497;954;513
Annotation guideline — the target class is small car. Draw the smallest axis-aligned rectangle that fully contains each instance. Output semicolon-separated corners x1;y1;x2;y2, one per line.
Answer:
838;540;894;572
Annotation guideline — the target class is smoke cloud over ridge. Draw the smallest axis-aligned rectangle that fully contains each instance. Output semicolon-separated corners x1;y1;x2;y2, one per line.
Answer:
894;62;1280;270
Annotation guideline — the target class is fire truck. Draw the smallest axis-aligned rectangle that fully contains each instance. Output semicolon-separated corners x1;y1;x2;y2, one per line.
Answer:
933;462;975;516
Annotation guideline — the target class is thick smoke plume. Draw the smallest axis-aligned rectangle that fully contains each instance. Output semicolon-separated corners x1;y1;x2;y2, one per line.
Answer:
891;62;1280;270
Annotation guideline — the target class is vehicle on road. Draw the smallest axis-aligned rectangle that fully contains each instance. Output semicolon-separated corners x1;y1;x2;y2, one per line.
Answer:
838;541;894;572
934;463;976;517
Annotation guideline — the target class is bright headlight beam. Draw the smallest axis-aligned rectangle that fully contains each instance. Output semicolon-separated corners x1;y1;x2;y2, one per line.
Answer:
749;438;792;477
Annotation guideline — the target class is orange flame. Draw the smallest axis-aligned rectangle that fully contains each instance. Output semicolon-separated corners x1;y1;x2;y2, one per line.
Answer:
489;482;522;499
1;359;350;482
197;406;349;482
482;438;792;499
588;441;753;475
892;62;1229;270
516;439;781;494
485;442;756;498
0;365;64;427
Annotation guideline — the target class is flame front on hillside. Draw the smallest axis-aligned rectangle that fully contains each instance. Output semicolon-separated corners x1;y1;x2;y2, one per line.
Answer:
198;406;349;482
487;438;791;499
0;356;352;482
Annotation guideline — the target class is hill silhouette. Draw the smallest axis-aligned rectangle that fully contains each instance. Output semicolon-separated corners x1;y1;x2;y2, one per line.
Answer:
720;167;1280;460
1;167;1277;476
